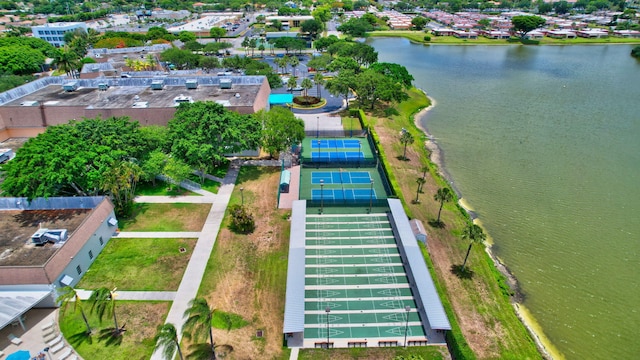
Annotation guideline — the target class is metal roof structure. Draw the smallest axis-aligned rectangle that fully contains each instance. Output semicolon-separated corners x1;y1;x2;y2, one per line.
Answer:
388;199;452;331
0;288;52;330
283;200;306;333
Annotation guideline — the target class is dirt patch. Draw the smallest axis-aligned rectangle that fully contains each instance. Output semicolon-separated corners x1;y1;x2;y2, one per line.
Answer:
200;167;289;359
0;137;29;152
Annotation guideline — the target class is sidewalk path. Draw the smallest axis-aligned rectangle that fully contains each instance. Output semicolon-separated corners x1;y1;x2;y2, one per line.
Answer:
149;161;241;360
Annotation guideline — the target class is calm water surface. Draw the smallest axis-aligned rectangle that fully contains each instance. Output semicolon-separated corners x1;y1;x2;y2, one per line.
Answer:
369;39;640;360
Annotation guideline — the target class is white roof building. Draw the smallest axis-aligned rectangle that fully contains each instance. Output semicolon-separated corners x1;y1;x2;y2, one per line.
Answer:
31;22;87;48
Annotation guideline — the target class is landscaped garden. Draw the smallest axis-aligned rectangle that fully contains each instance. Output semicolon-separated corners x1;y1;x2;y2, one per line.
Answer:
59;301;170;360
118;203;211;232
77;238;196;291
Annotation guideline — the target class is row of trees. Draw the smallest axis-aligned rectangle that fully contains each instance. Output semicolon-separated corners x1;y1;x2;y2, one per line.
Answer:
1;105;304;216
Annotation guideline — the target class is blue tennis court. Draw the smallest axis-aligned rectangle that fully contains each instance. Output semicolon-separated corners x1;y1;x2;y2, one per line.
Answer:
311;171;372;184
311;139;361;149
311;152;364;162
311;188;377;200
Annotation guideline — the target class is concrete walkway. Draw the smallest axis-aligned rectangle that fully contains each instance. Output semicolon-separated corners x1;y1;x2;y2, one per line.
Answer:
149;161;241;360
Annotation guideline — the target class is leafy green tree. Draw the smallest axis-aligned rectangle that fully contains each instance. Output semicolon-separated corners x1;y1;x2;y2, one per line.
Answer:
167;102;261;181
511;15;546;39
0;45;45;75
100;159;142;217
327;57;360;73
314;35;340;52
147;26;172;41
352;69;408;110
258;44;266;57
312;5;332;23
57;286;91;334
163;157;192;190
155;323;184;360
350;43;378;67
411;16;427;30
338;17;374;37
301;19;324;39
179;31;197;43
160;48;200;69
0;74;35;92
142;150;169;186
183;298;217;360
184;40;204;52
370;62;414;88
1;117;149;199
399;131;414;160
325;70;355;108
204;42;232;54
89;287;123;336
461;224;486;272
273;37;307;54
257;107;305;158
199;56;220;73
307;54;332;71
434;187;453;224
632;45;640;58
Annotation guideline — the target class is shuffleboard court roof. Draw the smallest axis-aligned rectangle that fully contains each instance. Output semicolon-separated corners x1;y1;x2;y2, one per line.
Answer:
388;199;451;331
283;200;307;333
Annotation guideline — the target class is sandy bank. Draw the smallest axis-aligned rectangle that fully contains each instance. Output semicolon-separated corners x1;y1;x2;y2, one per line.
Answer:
412;88;556;360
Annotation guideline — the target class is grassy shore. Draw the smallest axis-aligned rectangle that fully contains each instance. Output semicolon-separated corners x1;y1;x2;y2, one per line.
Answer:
360;88;541;359
370;30;640;45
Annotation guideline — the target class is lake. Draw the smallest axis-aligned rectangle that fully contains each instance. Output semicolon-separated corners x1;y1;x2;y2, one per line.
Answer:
369;39;640;360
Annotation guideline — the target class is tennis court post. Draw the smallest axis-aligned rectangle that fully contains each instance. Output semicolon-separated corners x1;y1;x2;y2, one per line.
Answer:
369;179;374;213
320;179;324;214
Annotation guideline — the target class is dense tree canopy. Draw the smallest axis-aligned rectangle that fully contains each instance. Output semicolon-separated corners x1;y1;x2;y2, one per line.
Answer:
1;117;150;199
337;17;374;37
369;62;414;88
352;69;409;110
257;107;305;158
301;19;324;39
0;46;46;75
511;15;546;39
167;102;262;177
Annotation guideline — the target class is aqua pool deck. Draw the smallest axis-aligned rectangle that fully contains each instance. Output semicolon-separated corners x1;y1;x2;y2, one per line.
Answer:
284;200;451;349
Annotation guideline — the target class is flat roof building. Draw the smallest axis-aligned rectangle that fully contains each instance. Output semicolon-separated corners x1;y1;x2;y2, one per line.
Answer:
0;75;271;141
31;22;87;48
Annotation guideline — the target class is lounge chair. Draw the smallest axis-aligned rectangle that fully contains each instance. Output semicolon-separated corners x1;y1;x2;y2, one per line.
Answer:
42;321;55;331
50;342;64;353
7;334;22;345
44;331;58;342
67;355;77;360
56;348;72;360
43;326;55;336
48;334;62;347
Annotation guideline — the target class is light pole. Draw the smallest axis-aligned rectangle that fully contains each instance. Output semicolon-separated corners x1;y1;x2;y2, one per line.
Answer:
240;187;244;206
325;306;331;348
350;116;353;137
404;306;411;348
316;116;320;138
358;140;361;167
369;179;374;213
317;139;321;165
320;179;324;214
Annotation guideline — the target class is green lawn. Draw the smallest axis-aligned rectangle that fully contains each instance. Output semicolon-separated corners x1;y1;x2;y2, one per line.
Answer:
118;203;211;232
135;180;199;196
188;174;221;193
370;30;640;45
59;301;170;360
77;238;196;291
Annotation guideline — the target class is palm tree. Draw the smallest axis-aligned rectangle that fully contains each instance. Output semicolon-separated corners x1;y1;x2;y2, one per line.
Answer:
258;44;265;57
400;131;414;160
415;177;426;203
52;47;80;78
183;298;216;360
154;323;184;360
434;187;453;224
314;73;325;99
289;56;300;77
287;76;298;94
461;224;486;272
421;165;429;180
89;287;122;335
57;286;91;334
300;78;313;97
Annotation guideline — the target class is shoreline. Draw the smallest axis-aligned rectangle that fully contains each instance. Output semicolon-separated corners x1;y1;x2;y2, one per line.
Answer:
412;88;556;360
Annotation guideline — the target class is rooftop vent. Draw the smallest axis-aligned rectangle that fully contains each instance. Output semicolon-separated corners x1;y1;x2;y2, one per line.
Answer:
173;94;193;107
185;79;198;89
98;83;109;91
91;65;99;72
31;228;68;245
220;79;232;89
235;93;240;98
132;101;149;108
151;80;164;90
20;101;39;106
62;82;78;92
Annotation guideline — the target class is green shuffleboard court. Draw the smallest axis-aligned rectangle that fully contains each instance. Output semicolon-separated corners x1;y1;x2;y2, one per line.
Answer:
305;274;409;286
306;255;401;265
305;298;418;311
303;325;426;339
305;247;399;256
305;311;421;325
305;237;396;246
305;287;413;299
305;265;407;276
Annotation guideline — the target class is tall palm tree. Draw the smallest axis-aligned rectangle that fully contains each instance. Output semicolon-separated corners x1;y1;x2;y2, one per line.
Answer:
301;78;313;97
314;73;325;99
434;187;453;224
53;47;80;78
57;286;91;334
461;224;486;272
400;132;414;160
289;56;300;77
89;287;122;335
154;323;184;360
415;177;426;203
183;298;216;360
